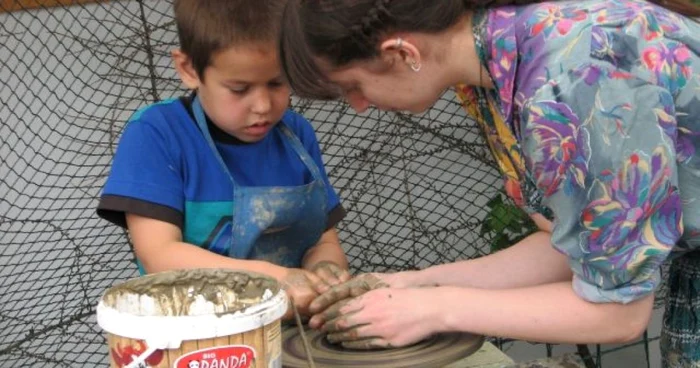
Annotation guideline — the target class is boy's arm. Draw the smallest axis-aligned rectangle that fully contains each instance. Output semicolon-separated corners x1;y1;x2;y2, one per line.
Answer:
126;213;328;317
301;228;350;289
126;213;287;277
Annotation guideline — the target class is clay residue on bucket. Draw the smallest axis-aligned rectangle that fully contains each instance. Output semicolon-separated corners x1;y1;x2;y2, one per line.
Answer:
101;269;279;317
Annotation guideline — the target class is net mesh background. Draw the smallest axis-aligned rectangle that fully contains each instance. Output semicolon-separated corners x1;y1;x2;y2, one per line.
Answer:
0;1;668;366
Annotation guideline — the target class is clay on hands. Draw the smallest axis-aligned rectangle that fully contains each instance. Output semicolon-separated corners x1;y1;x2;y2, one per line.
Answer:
309;261;351;292
308;273;388;327
280;268;326;318
320;287;437;350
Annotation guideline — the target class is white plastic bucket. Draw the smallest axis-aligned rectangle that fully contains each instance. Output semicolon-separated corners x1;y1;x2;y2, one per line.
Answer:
96;269;288;368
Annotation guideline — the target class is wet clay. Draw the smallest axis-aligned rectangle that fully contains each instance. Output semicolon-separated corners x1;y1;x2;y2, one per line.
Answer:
102;269;279;317
282;326;484;368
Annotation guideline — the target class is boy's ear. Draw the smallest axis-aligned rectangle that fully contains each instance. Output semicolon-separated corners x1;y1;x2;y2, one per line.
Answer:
172;49;201;90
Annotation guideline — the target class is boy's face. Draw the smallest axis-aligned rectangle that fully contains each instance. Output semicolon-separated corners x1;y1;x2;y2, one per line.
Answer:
174;43;290;142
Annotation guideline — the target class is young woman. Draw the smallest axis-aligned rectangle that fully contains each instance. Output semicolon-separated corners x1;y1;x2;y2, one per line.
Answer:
278;0;700;366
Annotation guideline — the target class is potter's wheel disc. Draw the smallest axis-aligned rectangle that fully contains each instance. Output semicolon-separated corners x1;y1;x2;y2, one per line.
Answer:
282;326;484;368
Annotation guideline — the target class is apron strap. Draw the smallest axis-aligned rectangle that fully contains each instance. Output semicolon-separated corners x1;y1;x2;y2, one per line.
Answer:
192;95;238;188
277;122;325;183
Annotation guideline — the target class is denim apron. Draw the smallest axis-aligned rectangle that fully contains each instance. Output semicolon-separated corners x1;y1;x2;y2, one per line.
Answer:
192;97;327;267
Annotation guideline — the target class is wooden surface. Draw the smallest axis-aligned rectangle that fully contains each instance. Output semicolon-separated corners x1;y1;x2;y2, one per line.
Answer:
0;0;107;13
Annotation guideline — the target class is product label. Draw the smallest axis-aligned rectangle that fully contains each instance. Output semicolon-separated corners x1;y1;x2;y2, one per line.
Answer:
110;340;164;368
173;345;256;368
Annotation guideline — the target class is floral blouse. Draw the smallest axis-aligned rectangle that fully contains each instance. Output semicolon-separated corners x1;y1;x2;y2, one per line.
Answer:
456;0;700;304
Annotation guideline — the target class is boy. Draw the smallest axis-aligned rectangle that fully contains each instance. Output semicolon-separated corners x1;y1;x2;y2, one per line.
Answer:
97;0;349;316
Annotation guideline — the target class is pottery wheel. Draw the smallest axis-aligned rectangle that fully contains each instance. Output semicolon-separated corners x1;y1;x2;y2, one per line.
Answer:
282;326;484;368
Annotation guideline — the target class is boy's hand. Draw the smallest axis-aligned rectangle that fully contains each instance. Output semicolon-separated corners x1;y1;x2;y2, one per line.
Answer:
279;268;326;319
309;261;351;293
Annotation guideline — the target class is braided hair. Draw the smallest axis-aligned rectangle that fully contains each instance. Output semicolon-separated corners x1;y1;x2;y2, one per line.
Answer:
350;0;393;42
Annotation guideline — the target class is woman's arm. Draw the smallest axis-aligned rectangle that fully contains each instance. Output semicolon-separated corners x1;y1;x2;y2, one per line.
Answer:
309;231;574;321
316;281;653;349
393;231;573;289
433;282;653;344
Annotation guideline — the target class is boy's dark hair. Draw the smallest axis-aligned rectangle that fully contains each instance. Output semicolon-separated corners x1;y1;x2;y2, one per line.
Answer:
280;0;700;100
174;0;285;78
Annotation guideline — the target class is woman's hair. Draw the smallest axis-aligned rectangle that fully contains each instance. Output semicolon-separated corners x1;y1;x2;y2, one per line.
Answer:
279;0;700;100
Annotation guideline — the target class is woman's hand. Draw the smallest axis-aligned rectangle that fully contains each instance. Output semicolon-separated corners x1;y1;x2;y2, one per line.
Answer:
308;273;389;325
316;287;441;349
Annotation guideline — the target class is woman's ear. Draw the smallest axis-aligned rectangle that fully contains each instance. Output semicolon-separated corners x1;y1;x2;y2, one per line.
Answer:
172;49;201;90
380;37;422;72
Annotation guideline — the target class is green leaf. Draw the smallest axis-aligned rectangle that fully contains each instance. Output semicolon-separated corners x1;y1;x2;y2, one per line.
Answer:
482;191;539;252
486;194;504;209
507;219;525;233
490;234;512;253
487;208;510;234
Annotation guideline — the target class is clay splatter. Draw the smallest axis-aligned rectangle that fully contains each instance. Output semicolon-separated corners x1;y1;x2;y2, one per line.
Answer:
102;269;279;317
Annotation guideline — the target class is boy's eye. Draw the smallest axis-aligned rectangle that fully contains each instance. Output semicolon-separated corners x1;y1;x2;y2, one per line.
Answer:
228;86;249;94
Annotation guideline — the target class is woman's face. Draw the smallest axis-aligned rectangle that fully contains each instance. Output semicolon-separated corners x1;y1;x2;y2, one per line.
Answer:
323;56;449;114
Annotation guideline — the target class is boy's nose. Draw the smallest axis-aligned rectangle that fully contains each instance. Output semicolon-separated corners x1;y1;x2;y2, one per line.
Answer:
251;90;272;114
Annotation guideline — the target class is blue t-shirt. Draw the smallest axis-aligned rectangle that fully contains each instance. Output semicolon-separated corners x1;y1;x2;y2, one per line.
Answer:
97;96;344;252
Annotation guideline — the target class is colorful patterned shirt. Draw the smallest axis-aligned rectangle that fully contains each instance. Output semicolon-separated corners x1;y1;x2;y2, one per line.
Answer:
456;0;700;304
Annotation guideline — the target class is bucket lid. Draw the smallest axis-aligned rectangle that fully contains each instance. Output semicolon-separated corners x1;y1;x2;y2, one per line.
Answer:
96;269;288;348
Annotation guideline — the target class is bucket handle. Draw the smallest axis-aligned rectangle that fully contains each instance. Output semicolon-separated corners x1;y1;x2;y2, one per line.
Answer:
124;336;176;368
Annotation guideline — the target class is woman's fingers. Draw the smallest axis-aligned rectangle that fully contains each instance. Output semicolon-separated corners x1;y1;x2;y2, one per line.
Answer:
309;282;358;313
325;322;375;343
309;296;364;328
309;273;388;313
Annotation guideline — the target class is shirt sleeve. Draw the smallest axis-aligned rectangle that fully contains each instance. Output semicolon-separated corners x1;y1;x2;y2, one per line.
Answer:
284;111;346;229
97;114;185;228
520;65;684;304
